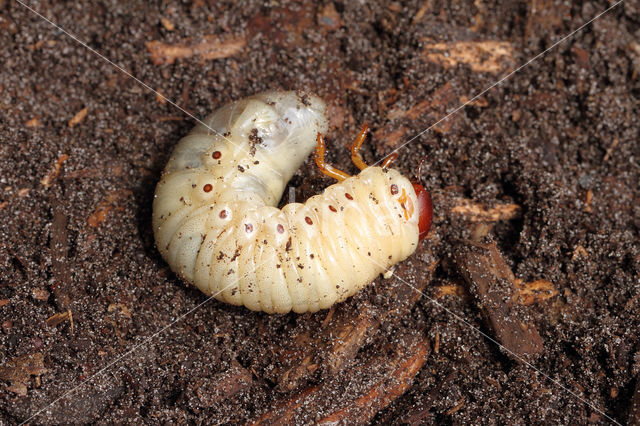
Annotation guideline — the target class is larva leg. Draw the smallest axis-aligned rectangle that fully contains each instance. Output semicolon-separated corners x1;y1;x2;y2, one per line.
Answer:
381;152;398;169
350;123;370;170
315;133;351;182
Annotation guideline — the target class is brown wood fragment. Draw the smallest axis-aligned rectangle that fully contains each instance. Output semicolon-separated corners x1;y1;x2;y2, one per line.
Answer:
603;137;619;162
446;397;465;415
160;17;175;31
317;3;343;31
450;198;521;222
107;303;132;318
514;279;558;305
434;284;468;299
87;189;133;228
31;288;50;301
41;154;69;188
46;309;73;333
373;125;409;149
252;332;430;425
146;35;246;65
585;189;593;213
0;353;47;396
25;117;39;127
68;107;88;128
0;299;9;307
571;46;590;69
193;364;253;407
411;0;431;25
422;41;514;74
572;245;589;261
630;380;640;426
454;241;543;359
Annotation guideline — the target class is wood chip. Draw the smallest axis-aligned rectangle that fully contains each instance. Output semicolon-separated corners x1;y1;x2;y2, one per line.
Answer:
0;299;9;307
446;397;466;415
87;189;133;228
46;310;71;328
192;364;253;407
514;279;558;305
25;117;39;127
41;154;69;188
146;35;246;65
160;17;175;31
107;303;132;318
454;241;543;359
434;284;467;299
411;0;431;25
0;353;47;396
572;245;589;261
450;198;521;222
317;3;343;30
423;40;514;74
68;107;88;128
31;288;50;301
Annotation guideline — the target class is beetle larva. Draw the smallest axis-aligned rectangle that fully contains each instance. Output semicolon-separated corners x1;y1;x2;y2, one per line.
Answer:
153;91;432;313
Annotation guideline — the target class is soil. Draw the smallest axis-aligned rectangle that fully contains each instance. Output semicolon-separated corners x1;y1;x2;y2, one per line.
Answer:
1;0;639;424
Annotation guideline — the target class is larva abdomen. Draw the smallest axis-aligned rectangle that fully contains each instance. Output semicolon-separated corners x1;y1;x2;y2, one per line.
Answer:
153;91;421;313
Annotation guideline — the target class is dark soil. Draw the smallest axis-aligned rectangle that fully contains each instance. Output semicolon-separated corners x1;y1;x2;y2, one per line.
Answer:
1;0;639;424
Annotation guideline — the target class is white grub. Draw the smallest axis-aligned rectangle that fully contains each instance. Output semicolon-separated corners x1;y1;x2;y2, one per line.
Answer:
153;91;420;313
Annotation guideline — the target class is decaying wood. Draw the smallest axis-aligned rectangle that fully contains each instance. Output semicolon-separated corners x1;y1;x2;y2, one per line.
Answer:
268;256;437;391
0;353;47;396
514;279;558;305
251;331;430;425
146;35;246;65
46;309;74;333
191;363;253;408
450;198;522;222
454;241;543;359
87;189;132;228
423;40;514;74
41;154;69;188
68;107;88;128
373;81;459;148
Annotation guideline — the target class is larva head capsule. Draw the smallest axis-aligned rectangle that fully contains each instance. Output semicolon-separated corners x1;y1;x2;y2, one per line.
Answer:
411;181;433;240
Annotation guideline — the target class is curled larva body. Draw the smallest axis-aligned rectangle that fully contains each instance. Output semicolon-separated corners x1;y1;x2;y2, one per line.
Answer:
153;91;422;313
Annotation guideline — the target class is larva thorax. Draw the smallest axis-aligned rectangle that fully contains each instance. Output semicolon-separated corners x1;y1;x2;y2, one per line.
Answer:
153;91;429;314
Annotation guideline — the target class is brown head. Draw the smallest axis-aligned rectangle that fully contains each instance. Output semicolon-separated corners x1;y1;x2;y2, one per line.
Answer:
412;155;433;240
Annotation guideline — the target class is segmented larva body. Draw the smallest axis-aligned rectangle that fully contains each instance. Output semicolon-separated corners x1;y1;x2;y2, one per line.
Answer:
153;91;429;313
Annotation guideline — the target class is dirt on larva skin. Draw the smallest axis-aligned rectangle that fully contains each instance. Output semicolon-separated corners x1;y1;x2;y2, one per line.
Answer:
1;0;639;424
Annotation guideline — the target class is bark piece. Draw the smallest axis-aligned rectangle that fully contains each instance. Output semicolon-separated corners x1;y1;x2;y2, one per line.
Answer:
251;331;430;425
191;364;253;408
87;189;132;228
514;279;558;305
450;198;522;222
422;41;514;74
146;35;245;65
454;241;543;359
68;107;88;128
41;154;69;188
0;353;47;396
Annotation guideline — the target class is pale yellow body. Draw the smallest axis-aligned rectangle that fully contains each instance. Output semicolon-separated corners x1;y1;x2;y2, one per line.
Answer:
153;91;420;313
